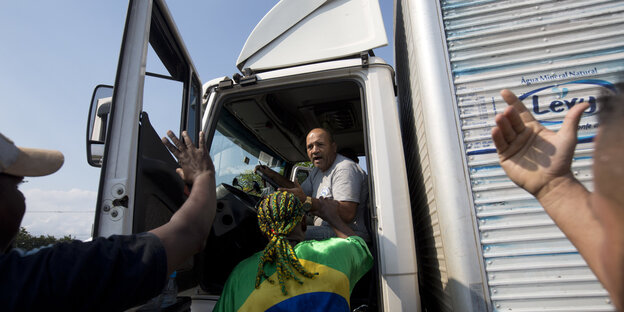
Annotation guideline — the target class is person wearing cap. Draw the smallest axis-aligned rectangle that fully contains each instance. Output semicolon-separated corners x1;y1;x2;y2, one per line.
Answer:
0;134;65;252
0;130;216;311
491;85;624;311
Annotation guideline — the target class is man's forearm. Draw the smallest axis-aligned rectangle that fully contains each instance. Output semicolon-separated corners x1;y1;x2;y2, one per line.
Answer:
260;166;295;188
336;201;357;223
150;172;216;274
328;217;356;239
309;198;356;224
536;174;606;285
174;172;216;240
315;199;356;238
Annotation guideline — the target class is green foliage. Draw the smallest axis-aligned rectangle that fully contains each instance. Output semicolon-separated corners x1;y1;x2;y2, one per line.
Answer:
295;161;313;168
235;170;264;196
15;227;74;251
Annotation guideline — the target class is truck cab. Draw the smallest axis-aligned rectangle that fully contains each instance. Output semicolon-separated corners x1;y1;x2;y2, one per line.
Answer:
87;0;419;310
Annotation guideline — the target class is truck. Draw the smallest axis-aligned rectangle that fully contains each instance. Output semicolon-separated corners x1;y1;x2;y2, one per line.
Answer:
86;0;623;311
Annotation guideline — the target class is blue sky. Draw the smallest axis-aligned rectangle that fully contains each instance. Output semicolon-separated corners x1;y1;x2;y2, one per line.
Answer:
0;1;394;240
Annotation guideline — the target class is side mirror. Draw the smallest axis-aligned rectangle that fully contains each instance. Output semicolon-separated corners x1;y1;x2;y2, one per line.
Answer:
86;85;113;167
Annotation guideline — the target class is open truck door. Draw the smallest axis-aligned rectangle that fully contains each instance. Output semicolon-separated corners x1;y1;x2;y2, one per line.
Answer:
86;0;203;291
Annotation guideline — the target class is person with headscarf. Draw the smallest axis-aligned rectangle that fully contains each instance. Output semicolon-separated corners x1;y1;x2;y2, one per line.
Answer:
213;191;372;311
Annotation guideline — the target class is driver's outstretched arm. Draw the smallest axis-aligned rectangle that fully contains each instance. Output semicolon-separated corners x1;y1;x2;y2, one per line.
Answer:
254;165;295;188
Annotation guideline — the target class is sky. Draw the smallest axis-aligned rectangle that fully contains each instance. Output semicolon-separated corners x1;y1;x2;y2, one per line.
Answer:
0;1;395;240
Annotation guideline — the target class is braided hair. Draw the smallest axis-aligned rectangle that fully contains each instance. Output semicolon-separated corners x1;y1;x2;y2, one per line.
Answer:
255;191;318;295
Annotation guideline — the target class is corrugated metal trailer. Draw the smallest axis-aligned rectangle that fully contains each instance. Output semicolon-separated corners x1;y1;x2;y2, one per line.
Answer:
395;0;623;311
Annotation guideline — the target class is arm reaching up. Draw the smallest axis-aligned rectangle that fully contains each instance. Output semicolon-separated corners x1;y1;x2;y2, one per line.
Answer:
491;89;612;303
492;89;589;197
152;130;216;274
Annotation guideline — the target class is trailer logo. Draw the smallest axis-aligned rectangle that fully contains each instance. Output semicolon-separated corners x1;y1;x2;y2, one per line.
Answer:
519;79;616;117
520;67;598;86
465;79;616;156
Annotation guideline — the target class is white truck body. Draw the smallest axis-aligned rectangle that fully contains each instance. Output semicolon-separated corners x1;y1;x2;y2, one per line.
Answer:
87;0;623;311
396;0;623;311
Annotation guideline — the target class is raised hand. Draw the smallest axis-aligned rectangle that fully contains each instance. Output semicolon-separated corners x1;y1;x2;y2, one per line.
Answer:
278;180;306;202
162;130;214;185
491;89;588;197
254;165;268;175
154;130;217;275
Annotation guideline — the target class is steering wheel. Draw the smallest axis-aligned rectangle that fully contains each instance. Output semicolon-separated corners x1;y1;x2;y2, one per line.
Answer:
256;170;280;189
202;183;269;294
220;183;260;208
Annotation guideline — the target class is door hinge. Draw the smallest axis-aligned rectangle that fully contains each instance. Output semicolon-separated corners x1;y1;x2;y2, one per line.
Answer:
218;77;234;90
360;51;369;68
235;68;257;86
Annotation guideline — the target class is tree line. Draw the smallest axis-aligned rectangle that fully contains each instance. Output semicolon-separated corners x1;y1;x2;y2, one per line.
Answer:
14;227;75;251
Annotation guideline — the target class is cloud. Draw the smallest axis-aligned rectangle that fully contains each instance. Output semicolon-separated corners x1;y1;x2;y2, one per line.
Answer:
20;188;97;241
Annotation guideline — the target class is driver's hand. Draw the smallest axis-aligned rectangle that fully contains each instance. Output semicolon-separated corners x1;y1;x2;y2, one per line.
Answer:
315;197;340;222
254;165;268;175
279;180;306;202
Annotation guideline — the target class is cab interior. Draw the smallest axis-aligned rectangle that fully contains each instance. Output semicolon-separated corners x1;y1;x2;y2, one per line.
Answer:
199;78;379;309
116;1;380;308
133;76;378;309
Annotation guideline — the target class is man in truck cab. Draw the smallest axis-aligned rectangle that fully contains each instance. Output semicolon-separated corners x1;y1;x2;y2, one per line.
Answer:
213;191;373;311
255;128;369;241
491;85;624;311
0;130;216;311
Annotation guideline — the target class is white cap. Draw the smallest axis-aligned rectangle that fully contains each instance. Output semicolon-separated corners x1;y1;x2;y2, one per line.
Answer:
0;133;64;177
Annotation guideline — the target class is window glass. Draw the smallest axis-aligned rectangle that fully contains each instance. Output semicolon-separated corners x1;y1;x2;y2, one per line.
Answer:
142;45;183;140
142;75;183;138
210;116;286;197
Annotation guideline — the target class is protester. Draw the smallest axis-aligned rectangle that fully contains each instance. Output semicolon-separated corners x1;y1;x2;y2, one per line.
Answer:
213;191;372;311
491;86;624;311
0;130;216;311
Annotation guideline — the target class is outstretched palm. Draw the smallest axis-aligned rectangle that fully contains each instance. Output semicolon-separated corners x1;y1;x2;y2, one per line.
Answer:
162;130;214;185
492;90;588;196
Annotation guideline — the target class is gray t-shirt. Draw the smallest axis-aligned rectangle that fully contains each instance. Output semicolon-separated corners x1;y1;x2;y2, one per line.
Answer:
301;154;369;241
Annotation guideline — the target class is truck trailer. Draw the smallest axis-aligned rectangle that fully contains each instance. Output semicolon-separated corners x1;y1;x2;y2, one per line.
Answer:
396;0;622;310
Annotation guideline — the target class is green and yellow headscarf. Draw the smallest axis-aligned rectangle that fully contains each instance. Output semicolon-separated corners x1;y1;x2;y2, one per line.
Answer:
255;191;317;295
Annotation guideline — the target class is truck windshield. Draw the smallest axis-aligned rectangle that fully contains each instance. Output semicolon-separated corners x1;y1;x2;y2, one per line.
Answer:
209;109;286;195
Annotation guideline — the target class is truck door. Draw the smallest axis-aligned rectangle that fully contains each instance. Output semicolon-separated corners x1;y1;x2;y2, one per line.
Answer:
90;0;202;288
